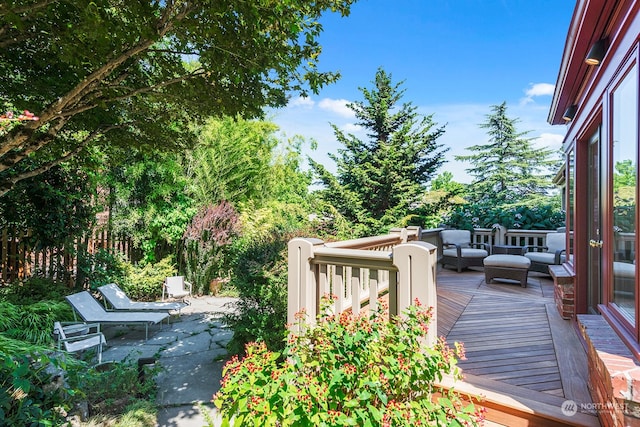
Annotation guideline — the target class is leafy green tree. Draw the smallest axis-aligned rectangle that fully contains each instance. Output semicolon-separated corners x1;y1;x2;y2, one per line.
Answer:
0;0;355;195
105;150;196;263
455;102;559;206
421;172;467;227
310;68;448;236
614;159;636;191
0;160;97;249
186;117;281;206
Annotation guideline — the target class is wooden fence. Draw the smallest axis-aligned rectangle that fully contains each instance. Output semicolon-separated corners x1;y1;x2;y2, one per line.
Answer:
0;227;137;285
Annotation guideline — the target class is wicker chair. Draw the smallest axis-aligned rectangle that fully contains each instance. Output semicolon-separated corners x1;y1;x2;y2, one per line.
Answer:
440;229;489;272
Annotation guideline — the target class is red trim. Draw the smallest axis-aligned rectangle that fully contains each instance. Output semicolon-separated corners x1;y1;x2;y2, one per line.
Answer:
550;0;631;124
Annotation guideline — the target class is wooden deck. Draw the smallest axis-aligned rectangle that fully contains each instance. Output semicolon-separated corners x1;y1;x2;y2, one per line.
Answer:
436;267;600;426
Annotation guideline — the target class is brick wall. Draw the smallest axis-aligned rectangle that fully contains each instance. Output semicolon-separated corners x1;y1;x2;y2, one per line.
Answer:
578;315;640;426
549;265;574;319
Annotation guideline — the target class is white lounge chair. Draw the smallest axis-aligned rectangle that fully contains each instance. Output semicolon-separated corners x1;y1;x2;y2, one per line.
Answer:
98;283;186;314
162;276;192;301
65;291;169;340
53;321;106;364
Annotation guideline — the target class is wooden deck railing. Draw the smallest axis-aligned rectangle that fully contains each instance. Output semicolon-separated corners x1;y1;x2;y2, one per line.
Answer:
288;225;564;347
287;227;438;345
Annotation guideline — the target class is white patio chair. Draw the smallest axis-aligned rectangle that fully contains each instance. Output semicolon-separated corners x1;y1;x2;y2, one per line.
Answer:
162;276;192;301
53;321;106;364
98;283;186;314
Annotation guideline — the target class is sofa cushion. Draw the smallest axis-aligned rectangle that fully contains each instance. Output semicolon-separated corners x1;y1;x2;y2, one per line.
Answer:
443;248;488;258
484;254;531;269
524;251;566;265
441;230;472;248
546;233;565;254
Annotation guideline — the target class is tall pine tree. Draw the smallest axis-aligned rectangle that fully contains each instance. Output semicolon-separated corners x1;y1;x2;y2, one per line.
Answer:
310;68;448;236
455;102;559;206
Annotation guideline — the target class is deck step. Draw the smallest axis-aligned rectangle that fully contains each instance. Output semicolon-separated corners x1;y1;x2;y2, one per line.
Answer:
437;373;601;427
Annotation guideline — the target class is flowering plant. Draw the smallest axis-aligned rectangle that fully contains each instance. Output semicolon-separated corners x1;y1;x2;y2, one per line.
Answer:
0;109;39;133
213;298;484;426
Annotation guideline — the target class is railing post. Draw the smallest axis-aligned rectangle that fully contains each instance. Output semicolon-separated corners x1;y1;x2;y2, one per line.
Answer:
288;237;324;330
389;227;408;242
494;224;507;246
392;241;438;346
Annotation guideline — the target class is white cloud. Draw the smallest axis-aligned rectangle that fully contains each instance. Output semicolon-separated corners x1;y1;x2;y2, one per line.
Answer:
289;96;315;108
535;132;565;150
520;83;555;105
318;98;355;118
526;83;555;97
341;123;363;133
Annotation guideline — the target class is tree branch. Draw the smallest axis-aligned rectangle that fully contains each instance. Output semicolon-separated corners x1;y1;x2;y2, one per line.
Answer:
0;1;195;159
0;0;58;16
0;123;121;196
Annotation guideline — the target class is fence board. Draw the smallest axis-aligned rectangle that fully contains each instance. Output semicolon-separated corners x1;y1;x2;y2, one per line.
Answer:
0;227;136;285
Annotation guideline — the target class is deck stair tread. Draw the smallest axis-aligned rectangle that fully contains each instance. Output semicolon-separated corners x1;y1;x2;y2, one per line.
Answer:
438;372;600;427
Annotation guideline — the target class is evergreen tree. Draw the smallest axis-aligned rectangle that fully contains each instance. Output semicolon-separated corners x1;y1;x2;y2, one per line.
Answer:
310;68;448;236
455;102;559;206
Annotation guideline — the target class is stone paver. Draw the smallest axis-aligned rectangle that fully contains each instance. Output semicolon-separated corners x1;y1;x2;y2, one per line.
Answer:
99;295;236;427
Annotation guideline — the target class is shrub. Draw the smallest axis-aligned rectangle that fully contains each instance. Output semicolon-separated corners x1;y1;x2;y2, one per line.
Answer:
0;300;74;345
119;256;177;301
68;355;160;419
223;232;290;355
1;275;69;305
443;203;565;231
80;248;130;290
0;336;79;426
213;299;484;426
183;201;240;295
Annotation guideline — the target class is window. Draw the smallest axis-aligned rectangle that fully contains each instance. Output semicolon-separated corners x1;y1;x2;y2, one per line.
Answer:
611;66;638;322
567;149;575;262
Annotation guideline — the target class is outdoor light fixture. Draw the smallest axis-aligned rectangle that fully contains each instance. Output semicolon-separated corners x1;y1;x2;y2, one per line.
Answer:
585;38;607;65
562;105;577;122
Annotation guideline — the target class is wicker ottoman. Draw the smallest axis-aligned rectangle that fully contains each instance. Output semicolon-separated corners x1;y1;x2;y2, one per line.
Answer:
483;255;531;288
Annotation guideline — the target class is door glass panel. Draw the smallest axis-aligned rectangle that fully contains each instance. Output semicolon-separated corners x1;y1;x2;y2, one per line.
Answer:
612;66;638;321
567;149;575;262
588;134;601;313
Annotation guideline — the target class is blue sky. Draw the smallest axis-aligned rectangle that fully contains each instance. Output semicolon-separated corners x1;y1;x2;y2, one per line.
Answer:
269;0;576;183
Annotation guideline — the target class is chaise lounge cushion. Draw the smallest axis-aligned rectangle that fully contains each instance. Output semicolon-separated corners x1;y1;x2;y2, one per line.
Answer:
98;283;186;313
65;291;169;340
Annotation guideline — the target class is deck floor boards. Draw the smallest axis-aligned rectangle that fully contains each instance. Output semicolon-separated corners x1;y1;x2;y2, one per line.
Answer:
436;267;593;411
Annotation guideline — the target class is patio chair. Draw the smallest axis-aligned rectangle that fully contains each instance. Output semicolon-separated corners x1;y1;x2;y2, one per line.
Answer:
98;283;186;314
162;276;192;301
53;321;106;364
65;291;169;340
524;232;566;274
440;229;489;272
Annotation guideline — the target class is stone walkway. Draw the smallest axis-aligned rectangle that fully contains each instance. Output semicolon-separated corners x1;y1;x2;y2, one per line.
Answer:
100;296;237;427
